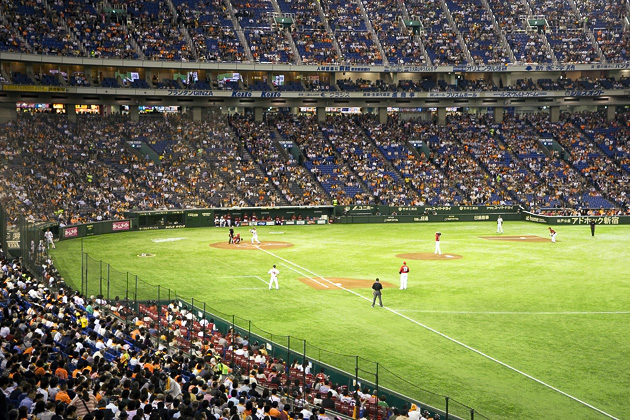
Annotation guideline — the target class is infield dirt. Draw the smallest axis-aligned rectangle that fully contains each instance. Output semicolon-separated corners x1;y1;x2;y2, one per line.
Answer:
298;277;396;290
209;241;294;250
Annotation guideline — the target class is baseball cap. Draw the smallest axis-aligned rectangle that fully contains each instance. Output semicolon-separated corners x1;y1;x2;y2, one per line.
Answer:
403;261;406;264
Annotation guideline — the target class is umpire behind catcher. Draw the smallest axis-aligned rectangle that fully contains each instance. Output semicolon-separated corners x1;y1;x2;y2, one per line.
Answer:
372;278;383;307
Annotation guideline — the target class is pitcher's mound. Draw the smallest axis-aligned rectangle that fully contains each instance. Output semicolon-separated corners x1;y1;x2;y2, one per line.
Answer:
298;277;396;290
210;241;294;250
482;235;549;242
396;253;463;260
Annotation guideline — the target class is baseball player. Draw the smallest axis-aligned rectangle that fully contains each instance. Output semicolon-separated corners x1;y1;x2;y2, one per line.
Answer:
371;278;383;307
497;215;504;234
399;261;409;290
250;227;261;245
434;232;442;255
268;264;279;290
549;227;557;243
44;229;56;249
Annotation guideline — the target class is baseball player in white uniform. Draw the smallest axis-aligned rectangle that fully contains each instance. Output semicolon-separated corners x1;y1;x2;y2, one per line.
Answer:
268;265;279;290
44;229;56;249
250;227;261;245
497;215;504;234
399;261;409;290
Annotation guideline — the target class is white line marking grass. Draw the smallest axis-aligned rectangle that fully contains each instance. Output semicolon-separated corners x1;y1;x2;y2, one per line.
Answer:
277;262;329;288
393;310;630;315
218;275;269;286
256;247;619;420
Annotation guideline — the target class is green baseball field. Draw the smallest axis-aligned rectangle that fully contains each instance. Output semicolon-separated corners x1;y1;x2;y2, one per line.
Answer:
50;222;630;420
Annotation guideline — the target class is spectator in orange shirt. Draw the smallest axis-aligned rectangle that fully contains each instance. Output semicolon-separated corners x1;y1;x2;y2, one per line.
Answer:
55;382;72;405
54;362;68;381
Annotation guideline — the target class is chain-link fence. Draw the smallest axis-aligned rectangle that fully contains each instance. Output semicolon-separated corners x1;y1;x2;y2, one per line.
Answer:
0;203;8;255
75;250;483;419
18;216;57;274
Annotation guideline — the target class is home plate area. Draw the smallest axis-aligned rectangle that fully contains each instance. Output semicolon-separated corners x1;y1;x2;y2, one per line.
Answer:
298;277;396;290
209;241;294;250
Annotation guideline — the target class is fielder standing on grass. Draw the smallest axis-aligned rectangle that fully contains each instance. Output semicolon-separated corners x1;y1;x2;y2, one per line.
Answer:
497;215;504;234
549;227;557;243
399;262;409;290
434;232;442;255
590;219;596;236
268;264;279;290
371;278;383;307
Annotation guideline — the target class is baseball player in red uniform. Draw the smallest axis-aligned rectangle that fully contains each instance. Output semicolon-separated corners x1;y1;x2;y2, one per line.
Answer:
434;232;442;255
399;261;409;290
549;227;557;243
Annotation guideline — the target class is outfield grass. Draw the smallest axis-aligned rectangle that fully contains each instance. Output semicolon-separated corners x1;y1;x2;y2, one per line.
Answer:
50;222;630;420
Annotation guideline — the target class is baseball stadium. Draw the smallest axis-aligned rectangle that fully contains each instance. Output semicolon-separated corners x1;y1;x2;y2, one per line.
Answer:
0;0;629;419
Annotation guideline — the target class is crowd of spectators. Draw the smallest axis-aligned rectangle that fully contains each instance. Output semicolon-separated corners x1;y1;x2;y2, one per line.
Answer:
2;0;629;65
547;30;600;63
448;0;511;65
493;115;578;208
1;110;629;226
2;0;630;65
176;0;246;63
322;116;408;204
358;116;461;206
0;23;28;53
274;115;373;205
320;0;382;64
362;0;426;65
573;0;629;62
229;115;329;206
275;0;339;64
2;0;82;57
405;0;468;65
534;113;627;208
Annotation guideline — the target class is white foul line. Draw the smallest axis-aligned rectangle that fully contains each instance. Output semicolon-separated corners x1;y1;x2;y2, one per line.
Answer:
278;262;329;288
256;246;619;420
219;275;269;286
393;310;630;315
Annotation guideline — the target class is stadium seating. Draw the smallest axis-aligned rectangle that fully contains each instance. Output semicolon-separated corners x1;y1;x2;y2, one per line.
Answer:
1;0;624;65
1;110;628;225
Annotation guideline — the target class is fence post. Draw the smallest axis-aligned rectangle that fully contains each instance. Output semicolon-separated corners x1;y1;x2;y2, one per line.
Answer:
157;285;161;348
247;320;251;373
303;340;307;389
81;239;84;295
190;298;195;341
231;315;235;362
126;272;129;300
470;409;474;420
445;396;449;420
81;253;86;296
203;302;207;343
99;260;103;297
84;255;88;297
287;336;291;377
355;356;359;385
375;362;379;398
107;263;110;301
135;275;138;301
